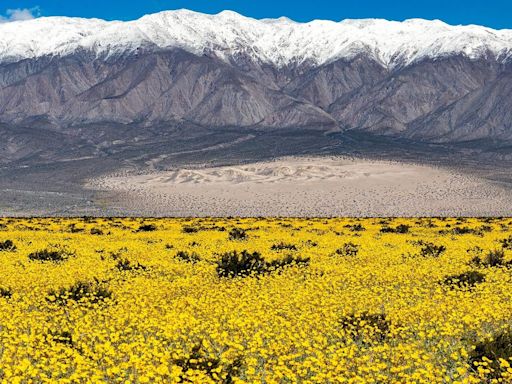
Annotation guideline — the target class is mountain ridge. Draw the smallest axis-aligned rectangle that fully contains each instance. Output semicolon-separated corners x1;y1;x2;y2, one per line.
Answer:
1;10;512;68
0;9;511;153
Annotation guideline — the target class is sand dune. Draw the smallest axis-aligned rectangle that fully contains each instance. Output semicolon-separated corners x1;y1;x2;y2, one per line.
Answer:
87;157;512;217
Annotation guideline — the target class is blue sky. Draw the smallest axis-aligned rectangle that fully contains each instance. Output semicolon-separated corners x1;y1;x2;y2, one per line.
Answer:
1;0;511;29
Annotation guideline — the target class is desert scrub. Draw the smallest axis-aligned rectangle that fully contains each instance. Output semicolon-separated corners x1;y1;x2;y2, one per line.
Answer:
0;239;16;251
228;227;247;241
339;312;391;343
175;250;201;263
417;241;446;258
136;224;157;232
471;249;510;268
270;242;298;251
335;242;359;256
470;330;512;379
442;271;485;289
28;245;74;262
380;224;410;234
216;251;309;277
47;281;113;305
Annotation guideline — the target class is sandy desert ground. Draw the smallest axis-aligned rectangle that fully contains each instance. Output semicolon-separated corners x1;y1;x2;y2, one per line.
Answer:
86;157;512;217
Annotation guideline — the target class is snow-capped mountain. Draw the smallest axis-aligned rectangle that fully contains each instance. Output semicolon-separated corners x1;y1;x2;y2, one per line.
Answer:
1;10;512;67
0;9;512;151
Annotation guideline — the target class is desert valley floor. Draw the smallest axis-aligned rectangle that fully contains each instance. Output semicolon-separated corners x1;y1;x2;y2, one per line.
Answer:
83;157;512;217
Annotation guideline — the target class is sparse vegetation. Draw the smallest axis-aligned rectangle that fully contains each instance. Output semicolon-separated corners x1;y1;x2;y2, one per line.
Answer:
471;249;509;268
216;250;309;278
418;241;446;258
228;228;248;241
335;242;360;256
380;224;410;234
443;271;485;289
470;330;512;379
339;312;390;343
175;250;201;263
48;281;113;305
136;224;157;232
271;242;298;251
0;240;16;251
28;245;74;262
115;258;148;271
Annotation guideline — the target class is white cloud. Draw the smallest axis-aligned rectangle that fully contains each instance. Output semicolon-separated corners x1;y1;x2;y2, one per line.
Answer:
0;7;40;23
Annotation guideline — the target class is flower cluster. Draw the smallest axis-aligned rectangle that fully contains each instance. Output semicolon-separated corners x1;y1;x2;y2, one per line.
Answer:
0;217;511;383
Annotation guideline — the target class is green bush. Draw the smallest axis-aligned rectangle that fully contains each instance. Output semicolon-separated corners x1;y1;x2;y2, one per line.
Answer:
335;242;360;257
500;236;512;250
216;251;310;278
470;330;512;379
472;249;509;268
136;224;157;232
0;240;16;252
90;228;104;235
47;330;74;347
0;287;12;299
173;344;242;383
344;224;365;232
28;246;74;263
217;251;266;277
228;228;248;241
115;258;147;272
271;242;298;251
339;312;390;343
443;271;485;289
48;281;113;305
175;251;201;263
419;242;446;258
182;226;199;233
380;224;410;234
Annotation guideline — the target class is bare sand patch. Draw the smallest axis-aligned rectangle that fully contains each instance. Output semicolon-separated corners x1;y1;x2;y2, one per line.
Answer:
87;157;512;217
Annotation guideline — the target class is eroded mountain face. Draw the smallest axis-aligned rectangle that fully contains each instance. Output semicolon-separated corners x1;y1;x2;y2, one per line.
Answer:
1;10;512;166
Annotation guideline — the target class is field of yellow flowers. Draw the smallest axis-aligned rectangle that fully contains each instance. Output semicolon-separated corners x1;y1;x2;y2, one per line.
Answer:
1;217;512;383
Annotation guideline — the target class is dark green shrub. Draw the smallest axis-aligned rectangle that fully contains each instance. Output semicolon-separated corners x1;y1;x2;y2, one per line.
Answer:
0;287;12;299
472;249;509;268
115;258;147;272
345;224;365;232
68;224;84;233
176;251;201;263
0;240;16;252
48;281;113;305
443;271;485;289
271;242;297;251
28;246;74;263
47;330;74;347
266;255;310;271
136;224;156;232
339;312;390;343
381;224;410;234
470;330;512;379
419;242;446;258
335;242;360;257
173;344;242;383
90;228;103;235
451;226;478;235
216;251;310;278
500;236;512;250
228;228;248;241
216;251;266;277
182;226;199;233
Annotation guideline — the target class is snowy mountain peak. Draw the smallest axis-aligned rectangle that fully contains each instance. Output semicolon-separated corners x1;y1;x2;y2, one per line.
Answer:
0;9;511;68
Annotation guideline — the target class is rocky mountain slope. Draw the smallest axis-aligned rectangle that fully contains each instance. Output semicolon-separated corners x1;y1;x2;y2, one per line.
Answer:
0;9;512;152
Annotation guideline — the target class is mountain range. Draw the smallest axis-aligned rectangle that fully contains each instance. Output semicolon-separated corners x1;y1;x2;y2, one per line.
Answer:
1;9;512;168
